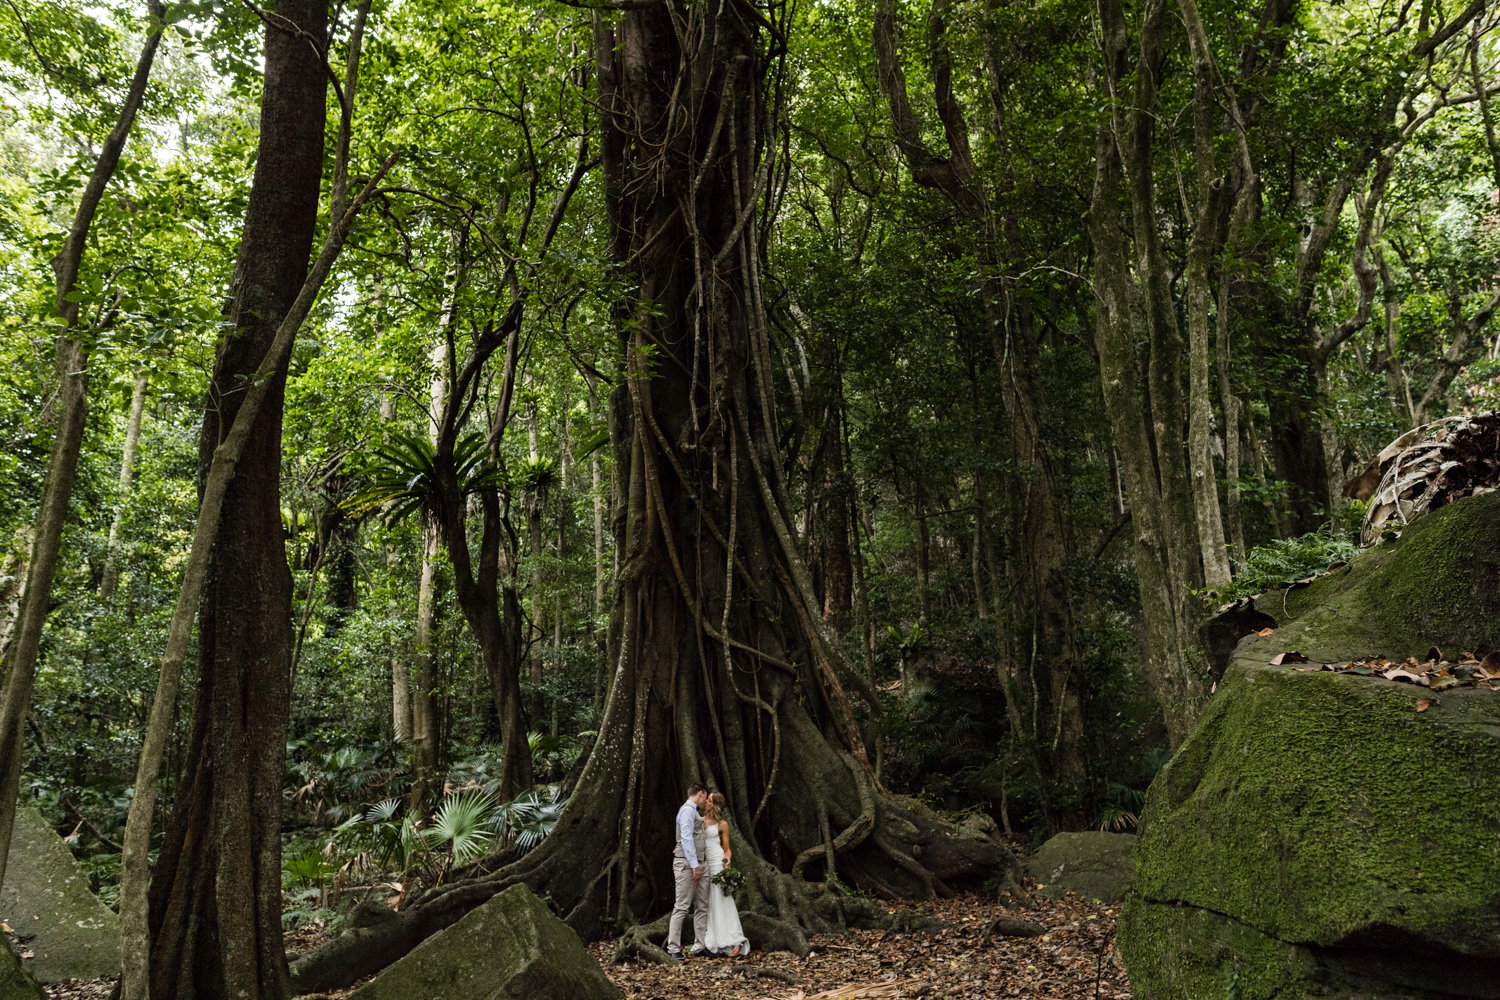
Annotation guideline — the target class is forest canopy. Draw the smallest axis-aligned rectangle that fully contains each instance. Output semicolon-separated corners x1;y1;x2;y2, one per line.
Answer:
1;0;1498;995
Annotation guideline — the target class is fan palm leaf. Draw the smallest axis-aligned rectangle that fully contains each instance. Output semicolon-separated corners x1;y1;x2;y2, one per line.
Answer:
426;789;497;865
342;430;500;525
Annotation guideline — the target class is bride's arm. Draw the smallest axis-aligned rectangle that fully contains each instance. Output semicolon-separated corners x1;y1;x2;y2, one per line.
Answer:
719;823;732;865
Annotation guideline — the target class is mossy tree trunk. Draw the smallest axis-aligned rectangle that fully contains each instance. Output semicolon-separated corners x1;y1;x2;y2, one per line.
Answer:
289;3;1017;991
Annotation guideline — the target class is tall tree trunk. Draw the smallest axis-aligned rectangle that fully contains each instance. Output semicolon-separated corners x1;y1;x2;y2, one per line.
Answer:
818;404;853;638
589;373;607;712
143;4;327;996
1091;0;1208;747
116;10;389;995
1181;6;1231;586
0;1;163;898
410;332;449;807
390;547;413;741
379;322;413;739
0;529;30;678
411;523;441;807
526;401;546;726
1126;0;1202;596
101;372;149;602
1376;248;1416;424
289;7;1016;989
1242;399;1287;537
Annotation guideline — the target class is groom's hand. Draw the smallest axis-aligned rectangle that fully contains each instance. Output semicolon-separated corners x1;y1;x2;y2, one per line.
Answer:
692;867;703;882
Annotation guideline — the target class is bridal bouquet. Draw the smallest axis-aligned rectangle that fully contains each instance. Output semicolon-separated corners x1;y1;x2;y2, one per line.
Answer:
710;866;745;898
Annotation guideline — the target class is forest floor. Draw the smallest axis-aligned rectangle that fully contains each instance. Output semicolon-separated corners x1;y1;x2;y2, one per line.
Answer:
39;882;1129;1000
591;886;1130;1000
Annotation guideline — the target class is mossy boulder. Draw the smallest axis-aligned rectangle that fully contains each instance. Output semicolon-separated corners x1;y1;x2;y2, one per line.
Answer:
1119;493;1500;999
345;884;621;1000
0;806;119;984
1026;832;1136;903
0;940;43;1000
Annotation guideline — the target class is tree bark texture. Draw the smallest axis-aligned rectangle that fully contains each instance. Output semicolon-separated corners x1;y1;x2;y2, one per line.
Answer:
1090;0;1208;747
1180;0;1231;587
411;523;441;807
0;0;163;898
144;4;326;997
290;6;1016;990
1125;0;1202;597
815;403;853;638
410;333;451;806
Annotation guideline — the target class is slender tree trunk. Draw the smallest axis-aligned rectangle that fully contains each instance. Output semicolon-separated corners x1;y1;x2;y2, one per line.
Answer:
0;1;163;898
411;523;441;807
1127;0;1202;595
1091;0;1207;746
1242;399;1287;537
1217;306;1246;566
390;547;413;741
378;319;413;738
818;405;853;638
0;529;30;677
101;372;149;602
410;333;449;807
1182;9;1231;586
1375;249;1415;424
874;0;1088;822
589;376;607;713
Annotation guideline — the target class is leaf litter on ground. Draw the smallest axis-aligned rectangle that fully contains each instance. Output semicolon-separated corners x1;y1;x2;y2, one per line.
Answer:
39;881;1131;999
592;882;1131;1000
1274;647;1500;704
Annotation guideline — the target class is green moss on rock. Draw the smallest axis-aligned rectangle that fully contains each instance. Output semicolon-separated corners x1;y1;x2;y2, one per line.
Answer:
1026;832;1136;904
0;806;119;984
1120;495;1500;999
0;940;43;1000
347;883;621;1000
1274;490;1500;659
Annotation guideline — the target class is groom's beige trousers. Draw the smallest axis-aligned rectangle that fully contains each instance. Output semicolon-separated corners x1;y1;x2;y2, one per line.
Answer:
668;858;710;953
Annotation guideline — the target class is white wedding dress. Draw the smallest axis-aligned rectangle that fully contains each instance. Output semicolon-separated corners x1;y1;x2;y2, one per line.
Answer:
702;822;749;955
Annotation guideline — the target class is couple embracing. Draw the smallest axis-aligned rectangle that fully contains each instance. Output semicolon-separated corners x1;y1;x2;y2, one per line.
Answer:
668;782;749;961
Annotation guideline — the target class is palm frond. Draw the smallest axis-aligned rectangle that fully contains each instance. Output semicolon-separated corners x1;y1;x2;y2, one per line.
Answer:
491;784;567;852
342;430;499;524
427;789;497;865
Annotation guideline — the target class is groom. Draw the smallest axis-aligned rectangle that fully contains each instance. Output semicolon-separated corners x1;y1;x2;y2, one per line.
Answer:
667;782;712;961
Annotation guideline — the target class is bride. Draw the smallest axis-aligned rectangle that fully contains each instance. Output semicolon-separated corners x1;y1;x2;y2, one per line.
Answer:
702;792;749;957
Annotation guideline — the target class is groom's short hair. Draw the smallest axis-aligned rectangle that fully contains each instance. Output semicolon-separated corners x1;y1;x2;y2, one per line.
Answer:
686;782;707;797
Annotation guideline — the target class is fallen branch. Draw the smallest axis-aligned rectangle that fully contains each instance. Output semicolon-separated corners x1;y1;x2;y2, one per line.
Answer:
980;916;1046;946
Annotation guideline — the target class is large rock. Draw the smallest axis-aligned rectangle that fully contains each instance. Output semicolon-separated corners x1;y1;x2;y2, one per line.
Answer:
0;940;43;1000
1120;493;1500;999
347;884;621;1000
0;806;119;984
1026;832;1135;903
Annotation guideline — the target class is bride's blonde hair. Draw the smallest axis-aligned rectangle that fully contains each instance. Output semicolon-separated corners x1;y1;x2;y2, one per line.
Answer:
705;791;728;825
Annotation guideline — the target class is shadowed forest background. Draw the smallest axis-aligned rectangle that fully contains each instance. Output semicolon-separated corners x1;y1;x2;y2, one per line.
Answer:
1;0;1499;995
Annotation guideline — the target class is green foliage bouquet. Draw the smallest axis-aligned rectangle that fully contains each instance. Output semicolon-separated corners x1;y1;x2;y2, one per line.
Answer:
710;866;745;898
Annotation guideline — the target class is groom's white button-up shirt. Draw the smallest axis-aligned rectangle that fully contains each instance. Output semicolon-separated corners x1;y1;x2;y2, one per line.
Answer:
676;799;700;868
